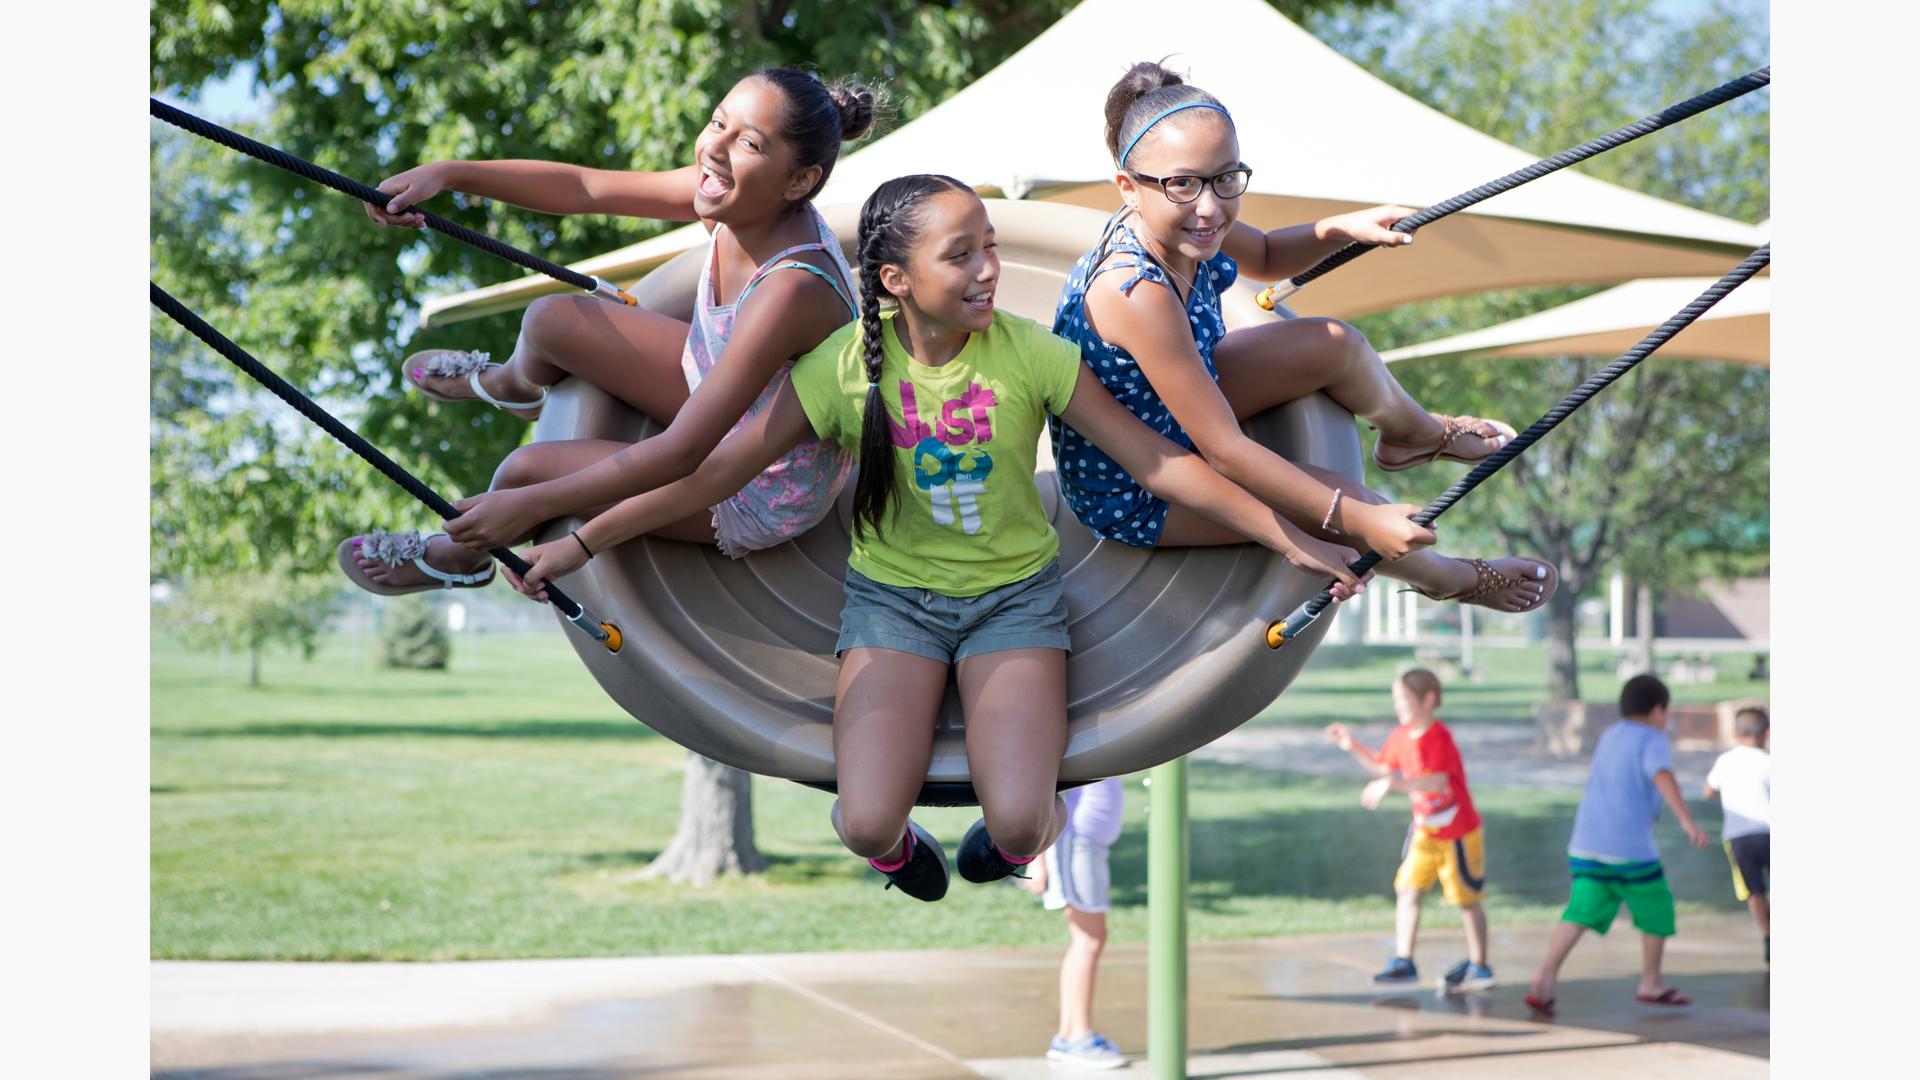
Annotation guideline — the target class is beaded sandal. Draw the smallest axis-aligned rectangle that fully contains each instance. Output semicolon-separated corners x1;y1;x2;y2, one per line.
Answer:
1410;557;1557;613
335;528;496;597
1373;414;1517;472
401;349;548;420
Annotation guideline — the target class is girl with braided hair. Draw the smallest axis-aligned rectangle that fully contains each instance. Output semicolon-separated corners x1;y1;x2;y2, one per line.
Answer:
502;175;1368;901
338;69;877;594
1051;61;1560;614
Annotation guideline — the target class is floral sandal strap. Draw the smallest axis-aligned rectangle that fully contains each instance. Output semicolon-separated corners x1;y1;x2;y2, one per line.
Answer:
414;350;548;413
361;528;494;588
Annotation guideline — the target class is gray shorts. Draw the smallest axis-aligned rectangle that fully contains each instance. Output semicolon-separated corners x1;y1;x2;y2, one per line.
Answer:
836;560;1071;663
1042;829;1113;913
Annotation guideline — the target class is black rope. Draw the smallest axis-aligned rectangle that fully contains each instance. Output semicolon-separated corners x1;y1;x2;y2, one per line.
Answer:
1272;244;1770;642
1263;67;1769;301
151;98;600;294
151;281;594;624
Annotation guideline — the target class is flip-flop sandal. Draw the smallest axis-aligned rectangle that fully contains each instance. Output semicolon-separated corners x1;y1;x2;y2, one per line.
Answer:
1409;557;1558;614
336;529;496;597
401;349;548;420
1636;988;1693;1007
1524;993;1556;1016
1374;414;1518;472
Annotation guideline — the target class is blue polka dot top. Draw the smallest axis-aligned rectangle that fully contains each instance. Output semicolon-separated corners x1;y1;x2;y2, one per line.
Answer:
1049;210;1238;546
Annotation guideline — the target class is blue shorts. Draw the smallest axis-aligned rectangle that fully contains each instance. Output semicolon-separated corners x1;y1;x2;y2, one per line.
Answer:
836;560;1072;663
1060;482;1170;548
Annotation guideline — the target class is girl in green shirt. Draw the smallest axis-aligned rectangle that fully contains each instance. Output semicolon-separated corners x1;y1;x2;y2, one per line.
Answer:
504;175;1365;901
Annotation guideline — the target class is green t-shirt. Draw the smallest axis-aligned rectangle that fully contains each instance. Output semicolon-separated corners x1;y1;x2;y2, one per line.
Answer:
791;308;1082;596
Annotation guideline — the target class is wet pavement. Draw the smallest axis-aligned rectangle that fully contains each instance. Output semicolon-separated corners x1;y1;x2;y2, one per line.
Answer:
152;913;1766;1078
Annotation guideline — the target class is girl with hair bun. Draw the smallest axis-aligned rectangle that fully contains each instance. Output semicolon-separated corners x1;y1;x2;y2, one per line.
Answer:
1052;61;1560;615
503;175;1367;901
340;69;881;593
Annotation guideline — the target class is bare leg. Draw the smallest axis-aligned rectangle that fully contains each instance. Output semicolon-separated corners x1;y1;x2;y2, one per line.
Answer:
1531;919;1587;1003
352;438;714;590
1394;887;1423;961
1213;318;1507;460
1059;907;1107;1041
412;295;694;424
828;648;948;862
1462;903;1490;967
1748;893;1770;938
956;648;1071;859
1638;934;1678;999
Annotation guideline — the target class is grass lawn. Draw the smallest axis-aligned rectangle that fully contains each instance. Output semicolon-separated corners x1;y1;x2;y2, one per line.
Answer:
152;631;1745;960
1254;641;1765;727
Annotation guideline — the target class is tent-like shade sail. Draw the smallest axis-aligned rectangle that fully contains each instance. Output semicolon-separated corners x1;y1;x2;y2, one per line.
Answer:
1381;276;1769;367
423;0;1763;328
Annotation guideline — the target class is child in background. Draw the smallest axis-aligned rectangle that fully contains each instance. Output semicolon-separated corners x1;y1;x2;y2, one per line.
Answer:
1326;669;1493;992
504;175;1365;901
1526;675;1710;1015
1018;777;1128;1070
1705;707;1770;968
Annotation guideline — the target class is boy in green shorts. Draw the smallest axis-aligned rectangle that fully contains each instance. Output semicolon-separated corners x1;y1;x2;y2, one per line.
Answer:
1526;674;1709;1015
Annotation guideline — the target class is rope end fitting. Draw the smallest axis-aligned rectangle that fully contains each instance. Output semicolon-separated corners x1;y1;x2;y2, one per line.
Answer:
1255;280;1300;311
564;604;622;653
599;622;623;654
1265;619;1292;649
590;276;639;307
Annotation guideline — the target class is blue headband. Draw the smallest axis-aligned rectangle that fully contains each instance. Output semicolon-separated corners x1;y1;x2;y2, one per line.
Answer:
1120;102;1233;168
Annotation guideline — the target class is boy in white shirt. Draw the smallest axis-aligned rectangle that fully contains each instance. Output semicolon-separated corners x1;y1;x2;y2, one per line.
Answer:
1705;707;1770;968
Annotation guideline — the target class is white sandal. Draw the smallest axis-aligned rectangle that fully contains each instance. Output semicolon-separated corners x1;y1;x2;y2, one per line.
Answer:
336;529;496;597
401;349;548;420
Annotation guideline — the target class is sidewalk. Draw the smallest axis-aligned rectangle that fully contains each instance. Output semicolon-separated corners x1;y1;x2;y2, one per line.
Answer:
152;913;1767;1078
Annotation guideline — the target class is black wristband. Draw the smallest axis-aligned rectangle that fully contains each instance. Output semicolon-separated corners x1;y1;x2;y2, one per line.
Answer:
572;530;593;559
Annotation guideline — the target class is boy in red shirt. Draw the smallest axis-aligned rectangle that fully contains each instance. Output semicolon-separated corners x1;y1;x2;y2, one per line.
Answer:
1326;668;1493;992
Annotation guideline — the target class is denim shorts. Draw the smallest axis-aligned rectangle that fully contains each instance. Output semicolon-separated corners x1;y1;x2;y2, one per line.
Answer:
836;559;1071;663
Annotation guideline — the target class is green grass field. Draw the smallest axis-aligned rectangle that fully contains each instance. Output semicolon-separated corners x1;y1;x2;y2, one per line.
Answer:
151;631;1745;960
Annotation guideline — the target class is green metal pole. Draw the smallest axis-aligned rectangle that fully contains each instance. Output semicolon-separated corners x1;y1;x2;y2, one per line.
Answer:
1148;755;1189;1079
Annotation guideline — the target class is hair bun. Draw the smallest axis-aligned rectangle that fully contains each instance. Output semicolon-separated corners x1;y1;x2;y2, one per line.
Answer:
828;81;877;142
1105;61;1186;160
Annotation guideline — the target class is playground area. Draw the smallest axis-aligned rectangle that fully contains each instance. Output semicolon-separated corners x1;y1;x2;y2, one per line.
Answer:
152;914;1767;1078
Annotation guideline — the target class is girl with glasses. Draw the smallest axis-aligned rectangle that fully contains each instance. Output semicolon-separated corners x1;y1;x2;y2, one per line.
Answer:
1050;61;1558;615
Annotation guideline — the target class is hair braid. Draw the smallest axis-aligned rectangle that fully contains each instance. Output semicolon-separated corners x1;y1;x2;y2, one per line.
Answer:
848;174;971;538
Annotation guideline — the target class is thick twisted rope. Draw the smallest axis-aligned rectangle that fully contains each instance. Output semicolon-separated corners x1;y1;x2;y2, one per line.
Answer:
1257;67;1769;308
151;99;633;304
1268;244;1770;648
151;282;621;651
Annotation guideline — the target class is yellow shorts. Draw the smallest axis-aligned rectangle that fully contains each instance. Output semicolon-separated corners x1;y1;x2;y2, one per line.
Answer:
1395;825;1486;907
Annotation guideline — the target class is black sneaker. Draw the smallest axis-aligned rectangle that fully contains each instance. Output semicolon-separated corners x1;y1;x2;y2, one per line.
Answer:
956;817;1030;884
1371;956;1420;988
874;820;949;902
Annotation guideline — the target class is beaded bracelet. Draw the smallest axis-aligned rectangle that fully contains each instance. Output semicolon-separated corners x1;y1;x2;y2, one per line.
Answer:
1322;488;1343;534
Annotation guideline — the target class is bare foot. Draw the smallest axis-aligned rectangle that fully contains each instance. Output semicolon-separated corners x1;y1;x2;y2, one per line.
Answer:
1375;413;1516;471
351;532;491;590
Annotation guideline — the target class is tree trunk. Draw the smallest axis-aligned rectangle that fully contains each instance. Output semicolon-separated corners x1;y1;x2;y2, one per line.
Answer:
1544;583;1581;704
1629;584;1657;676
248;644;261;688
631;752;766;887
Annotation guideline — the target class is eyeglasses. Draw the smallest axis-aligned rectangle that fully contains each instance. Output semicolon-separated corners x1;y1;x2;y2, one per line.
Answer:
1127;166;1253;204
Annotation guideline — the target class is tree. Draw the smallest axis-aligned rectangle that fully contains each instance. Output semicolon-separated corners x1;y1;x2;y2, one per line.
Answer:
151;0;1390;881
157;569;339;687
1314;0;1770;701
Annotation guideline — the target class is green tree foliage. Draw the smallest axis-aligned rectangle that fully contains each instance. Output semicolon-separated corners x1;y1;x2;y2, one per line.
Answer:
380;598;452;670
1305;0;1769;700
156;570;339;687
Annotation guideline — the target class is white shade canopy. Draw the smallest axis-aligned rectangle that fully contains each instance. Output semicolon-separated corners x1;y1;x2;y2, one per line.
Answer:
1381;275;1770;367
423;0;1764;327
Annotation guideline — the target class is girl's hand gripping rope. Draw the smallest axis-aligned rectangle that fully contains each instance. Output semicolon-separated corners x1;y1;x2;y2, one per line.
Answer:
1318;205;1418;248
503;537;591;603
446;489;544;552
